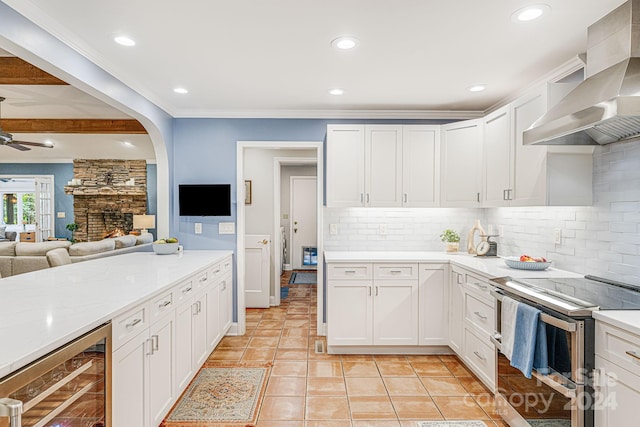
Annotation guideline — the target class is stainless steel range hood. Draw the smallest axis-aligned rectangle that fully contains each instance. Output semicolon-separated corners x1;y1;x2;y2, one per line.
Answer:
525;0;640;146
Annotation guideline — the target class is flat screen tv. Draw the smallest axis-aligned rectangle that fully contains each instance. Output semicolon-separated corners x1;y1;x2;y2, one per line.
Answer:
179;184;231;216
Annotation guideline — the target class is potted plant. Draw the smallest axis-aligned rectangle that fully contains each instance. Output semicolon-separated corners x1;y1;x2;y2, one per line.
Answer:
66;222;79;243
440;229;460;253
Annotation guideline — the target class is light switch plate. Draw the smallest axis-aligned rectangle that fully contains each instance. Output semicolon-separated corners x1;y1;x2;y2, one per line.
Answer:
554;228;562;244
379;224;387;235
329;224;338;235
57;212;66;218
219;222;235;235
195;223;202;234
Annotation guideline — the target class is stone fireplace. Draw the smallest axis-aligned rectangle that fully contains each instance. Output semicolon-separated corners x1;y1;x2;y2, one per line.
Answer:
65;159;148;242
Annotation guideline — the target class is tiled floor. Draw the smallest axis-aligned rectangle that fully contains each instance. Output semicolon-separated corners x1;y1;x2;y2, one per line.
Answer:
201;271;507;427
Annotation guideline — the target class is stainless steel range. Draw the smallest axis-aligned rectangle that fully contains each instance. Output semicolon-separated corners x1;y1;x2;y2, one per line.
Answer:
489;275;640;427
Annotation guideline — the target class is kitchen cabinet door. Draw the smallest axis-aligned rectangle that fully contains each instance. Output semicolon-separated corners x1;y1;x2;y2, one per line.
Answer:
595;355;640;427
112;330;148;427
174;299;194;391
206;282;222;350
440;119;483;207
148;312;175;427
326;124;365;207
402;126;440;207
365;125;403;207
219;272;233;334
373;280;419;345
327;280;373;346
482;105;512;207
192;293;209;367
418;264;448;346
448;269;465;355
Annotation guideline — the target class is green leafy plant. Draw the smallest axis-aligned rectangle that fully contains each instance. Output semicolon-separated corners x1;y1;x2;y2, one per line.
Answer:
66;222;79;242
440;229;460;243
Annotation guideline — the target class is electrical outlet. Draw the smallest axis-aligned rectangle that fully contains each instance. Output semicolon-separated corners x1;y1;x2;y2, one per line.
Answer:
554;228;562;244
56;212;66;218
282;213;289;220
219;222;235;235
329;224;338;235
379;224;387;235
195;223;202;234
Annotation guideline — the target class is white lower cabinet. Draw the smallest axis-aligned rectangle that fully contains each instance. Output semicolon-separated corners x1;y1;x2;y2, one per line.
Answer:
327;280;373;346
112;255;234;427
594;321;640;426
448;268;465;354
373;279;418;345
419;264;448;346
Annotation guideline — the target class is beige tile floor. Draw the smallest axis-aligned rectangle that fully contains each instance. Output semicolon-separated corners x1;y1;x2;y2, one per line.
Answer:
201;271;507;427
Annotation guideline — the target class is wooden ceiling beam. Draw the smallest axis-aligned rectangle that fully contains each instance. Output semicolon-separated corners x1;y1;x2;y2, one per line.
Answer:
0;57;68;85
1;119;147;134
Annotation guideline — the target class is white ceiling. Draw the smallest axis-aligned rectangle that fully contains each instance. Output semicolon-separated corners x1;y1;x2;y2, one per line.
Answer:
0;0;626;118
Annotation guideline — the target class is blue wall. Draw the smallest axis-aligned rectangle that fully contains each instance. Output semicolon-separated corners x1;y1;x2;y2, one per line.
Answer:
0;163;158;238
172;118;450;248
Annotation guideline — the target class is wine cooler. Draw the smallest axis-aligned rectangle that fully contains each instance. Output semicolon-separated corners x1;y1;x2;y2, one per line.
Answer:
0;323;111;427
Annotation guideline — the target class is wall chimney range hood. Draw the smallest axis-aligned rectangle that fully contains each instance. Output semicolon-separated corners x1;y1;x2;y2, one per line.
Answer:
525;0;640;146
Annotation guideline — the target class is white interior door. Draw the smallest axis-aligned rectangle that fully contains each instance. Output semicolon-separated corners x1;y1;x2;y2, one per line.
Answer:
290;176;317;270
244;234;271;308
35;176;54;242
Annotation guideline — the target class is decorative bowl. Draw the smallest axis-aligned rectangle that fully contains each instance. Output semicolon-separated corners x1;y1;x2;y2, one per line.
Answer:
152;242;179;255
504;256;552;270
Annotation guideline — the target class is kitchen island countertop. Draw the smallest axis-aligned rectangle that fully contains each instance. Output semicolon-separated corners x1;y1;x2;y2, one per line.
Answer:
0;250;233;379
324;251;583;279
593;311;640;337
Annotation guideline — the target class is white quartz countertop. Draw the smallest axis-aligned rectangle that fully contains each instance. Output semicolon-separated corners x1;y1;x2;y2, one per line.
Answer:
323;251;583;279
593;311;640;337
0;250;232;379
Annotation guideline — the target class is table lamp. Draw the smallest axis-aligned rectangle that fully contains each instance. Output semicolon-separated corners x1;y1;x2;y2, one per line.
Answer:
133;214;156;234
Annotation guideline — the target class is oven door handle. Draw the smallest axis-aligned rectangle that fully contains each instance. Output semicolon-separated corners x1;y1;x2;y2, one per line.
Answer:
490;334;502;350
490;289;576;332
531;370;576;400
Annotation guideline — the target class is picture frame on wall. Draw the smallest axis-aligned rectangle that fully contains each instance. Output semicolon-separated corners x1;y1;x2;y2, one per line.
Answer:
244;180;252;205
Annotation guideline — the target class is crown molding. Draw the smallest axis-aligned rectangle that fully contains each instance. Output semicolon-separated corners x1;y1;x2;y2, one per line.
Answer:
172;109;483;120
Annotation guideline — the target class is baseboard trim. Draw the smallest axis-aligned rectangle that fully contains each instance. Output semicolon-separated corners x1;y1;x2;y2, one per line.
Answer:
327;345;453;355
270;296;276;306
226;322;240;336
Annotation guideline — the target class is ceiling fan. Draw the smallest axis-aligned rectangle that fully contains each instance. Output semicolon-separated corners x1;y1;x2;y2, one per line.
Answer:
0;97;54;151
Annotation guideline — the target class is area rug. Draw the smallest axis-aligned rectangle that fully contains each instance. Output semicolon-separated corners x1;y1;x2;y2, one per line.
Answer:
280;286;289;299
164;366;268;425
527;420;571;427
289;271;317;284
417;422;488;427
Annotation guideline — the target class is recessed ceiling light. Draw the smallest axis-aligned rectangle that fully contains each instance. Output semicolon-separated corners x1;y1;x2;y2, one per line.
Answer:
173;87;189;94
331;36;360;50
329;88;345;96
122;141;134;148
512;4;551;22
114;36;136;46
468;84;487;92
44;140;54;147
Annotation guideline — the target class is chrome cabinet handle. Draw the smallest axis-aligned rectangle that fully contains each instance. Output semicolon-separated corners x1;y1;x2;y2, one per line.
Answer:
366;193;370;203
146;338;154;355
200;276;208;283
152;334;159;351
126;318;142;329
198;301;202;313
390;270;402;274
375;286;379;296
214;269;221;274
477;192;480;202
473;351;486;361
221;281;226;290
503;189;507;200
0;397;23;427
626;351;640;361
183;286;192;294
192;303;198;316
472;282;488;291
345;270;356;274
360;193;364;204
404;193;408;203
159;300;171;309
368;286;372;296
474;311;487;320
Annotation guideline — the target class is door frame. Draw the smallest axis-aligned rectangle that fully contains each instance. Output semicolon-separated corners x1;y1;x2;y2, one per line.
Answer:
236;141;324;336
275;159;317;305
289;175;317;271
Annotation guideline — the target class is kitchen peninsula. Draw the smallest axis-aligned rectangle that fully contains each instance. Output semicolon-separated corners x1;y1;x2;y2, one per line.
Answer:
0;250;233;427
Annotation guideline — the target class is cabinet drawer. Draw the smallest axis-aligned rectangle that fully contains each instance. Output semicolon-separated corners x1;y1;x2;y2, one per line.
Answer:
596;321;640;376
210;262;224;281
328;263;372;280
463;272;492;299
175;279;195;304
464;292;495;337
464;327;495;390
113;302;150;349
194;270;209;289
151;290;174;320
374;263;419;280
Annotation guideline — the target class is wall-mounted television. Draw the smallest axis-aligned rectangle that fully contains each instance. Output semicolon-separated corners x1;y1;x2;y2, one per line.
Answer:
179;184;231;216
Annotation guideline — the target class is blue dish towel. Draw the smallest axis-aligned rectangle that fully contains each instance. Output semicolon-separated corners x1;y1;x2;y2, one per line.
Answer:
510;303;549;378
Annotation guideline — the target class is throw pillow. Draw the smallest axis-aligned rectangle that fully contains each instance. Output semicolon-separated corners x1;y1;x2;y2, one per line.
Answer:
0;225;5;239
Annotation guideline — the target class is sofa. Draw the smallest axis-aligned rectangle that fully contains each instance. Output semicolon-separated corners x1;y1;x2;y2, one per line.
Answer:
0;230;17;242
0;234;153;277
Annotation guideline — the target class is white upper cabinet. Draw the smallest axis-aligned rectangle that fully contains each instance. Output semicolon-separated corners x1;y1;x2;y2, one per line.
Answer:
510;83;593;207
365;125;403;207
403;126;441;207
440;119;483;207
482;105;512;207
327;124;440;208
326;124;365;207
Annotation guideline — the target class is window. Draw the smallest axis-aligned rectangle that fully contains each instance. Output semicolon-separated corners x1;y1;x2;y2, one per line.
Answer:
2;192;35;225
